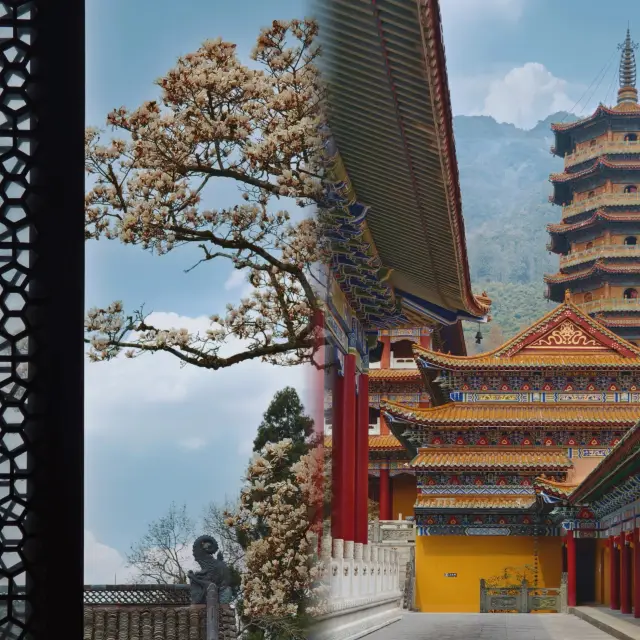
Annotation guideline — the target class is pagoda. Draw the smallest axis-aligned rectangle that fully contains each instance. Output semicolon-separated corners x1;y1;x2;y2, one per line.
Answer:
372;29;640;614
546;29;640;343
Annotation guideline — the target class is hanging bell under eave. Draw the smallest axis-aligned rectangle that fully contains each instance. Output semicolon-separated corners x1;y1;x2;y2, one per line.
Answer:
475;330;483;345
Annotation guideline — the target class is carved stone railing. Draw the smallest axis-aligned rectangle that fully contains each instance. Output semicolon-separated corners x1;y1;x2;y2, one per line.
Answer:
321;536;402;604
308;529;405;639
479;579;563;614
369;519;416;544
565;140;640;168
560;244;640;268
562;192;640;219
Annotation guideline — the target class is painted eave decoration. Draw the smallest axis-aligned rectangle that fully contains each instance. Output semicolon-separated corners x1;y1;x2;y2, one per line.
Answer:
409;297;640;372
319;0;489;328
533;477;578;501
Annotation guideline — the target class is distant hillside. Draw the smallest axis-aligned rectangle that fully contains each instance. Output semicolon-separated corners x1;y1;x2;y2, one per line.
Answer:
453;112;581;350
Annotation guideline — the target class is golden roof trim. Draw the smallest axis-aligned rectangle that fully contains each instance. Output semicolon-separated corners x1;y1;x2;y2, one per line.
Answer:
382;400;640;427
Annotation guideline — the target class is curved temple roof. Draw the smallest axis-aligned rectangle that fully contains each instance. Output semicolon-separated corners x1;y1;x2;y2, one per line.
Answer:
382;399;640;428
318;0;488;323
410;448;571;471
409;297;640;371
324;434;404;451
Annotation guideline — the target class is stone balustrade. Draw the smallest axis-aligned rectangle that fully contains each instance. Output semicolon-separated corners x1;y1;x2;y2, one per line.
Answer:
309;532;403;640
322;536;402;603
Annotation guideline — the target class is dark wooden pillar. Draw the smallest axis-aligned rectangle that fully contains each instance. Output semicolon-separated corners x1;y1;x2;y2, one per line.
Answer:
1;1;86;636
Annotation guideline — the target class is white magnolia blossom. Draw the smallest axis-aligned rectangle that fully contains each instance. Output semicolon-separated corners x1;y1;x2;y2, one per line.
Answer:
84;20;326;369
227;439;327;627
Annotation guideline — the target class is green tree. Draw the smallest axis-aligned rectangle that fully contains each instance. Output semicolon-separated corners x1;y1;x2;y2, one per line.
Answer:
253;386;314;463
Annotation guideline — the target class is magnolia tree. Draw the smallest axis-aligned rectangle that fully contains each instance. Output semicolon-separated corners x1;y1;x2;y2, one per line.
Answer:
227;439;327;638
84;19;326;369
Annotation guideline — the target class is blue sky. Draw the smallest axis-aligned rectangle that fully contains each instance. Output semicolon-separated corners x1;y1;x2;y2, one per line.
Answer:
84;0;640;581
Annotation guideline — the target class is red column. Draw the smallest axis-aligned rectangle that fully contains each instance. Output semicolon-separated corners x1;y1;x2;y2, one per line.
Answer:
379;467;391;520
567;530;577;607
611;537;621;610
419;332;431;349
340;353;357;542
354;373;370;544
331;368;344;539
380;413;390;435
380;336;391;369
622;536;632;614
634;529;640;617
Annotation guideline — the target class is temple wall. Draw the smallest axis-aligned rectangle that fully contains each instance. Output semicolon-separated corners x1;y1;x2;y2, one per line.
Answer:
392;475;416;521
567;457;602;485
415;536;562;612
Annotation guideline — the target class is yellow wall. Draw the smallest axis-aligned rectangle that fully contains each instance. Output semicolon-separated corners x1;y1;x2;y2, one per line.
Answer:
415;536;562;612
392;475;416;521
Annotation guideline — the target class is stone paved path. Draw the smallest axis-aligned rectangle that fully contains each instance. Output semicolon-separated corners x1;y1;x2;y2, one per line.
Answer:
365;613;616;639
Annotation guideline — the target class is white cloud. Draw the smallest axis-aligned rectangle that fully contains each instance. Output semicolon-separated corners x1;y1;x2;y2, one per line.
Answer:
85;311;311;453
224;268;246;291
84;530;202;585
224;268;253;298
85;530;136;584
479;63;575;129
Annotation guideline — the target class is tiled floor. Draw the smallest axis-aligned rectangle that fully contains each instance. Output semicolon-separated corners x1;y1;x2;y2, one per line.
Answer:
364;613;616;639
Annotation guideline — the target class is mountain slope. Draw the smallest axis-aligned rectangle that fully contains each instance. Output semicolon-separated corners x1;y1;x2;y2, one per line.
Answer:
453;112;580;350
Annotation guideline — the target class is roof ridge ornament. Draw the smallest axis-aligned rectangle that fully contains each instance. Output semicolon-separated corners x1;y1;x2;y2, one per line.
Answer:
617;27;639;105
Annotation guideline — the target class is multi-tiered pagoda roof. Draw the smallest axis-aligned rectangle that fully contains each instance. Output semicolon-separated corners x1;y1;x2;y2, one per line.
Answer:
545;29;640;343
378;296;640;535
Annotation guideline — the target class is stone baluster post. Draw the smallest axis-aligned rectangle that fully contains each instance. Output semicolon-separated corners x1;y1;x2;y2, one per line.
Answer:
344;540;355;599
332;538;344;599
354;542;364;598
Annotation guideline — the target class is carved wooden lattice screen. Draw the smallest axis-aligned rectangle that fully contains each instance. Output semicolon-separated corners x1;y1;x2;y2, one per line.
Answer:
0;1;84;638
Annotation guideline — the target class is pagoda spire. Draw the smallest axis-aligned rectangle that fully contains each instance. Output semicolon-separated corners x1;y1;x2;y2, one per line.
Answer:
618;27;639;105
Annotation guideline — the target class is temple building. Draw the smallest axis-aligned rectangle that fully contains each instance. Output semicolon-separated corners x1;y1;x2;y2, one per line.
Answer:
381;296;640;611
315;0;491;634
364;28;640;615
546;28;640;344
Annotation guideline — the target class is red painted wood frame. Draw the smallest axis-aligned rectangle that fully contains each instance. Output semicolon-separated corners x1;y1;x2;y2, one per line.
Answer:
355;373;370;544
